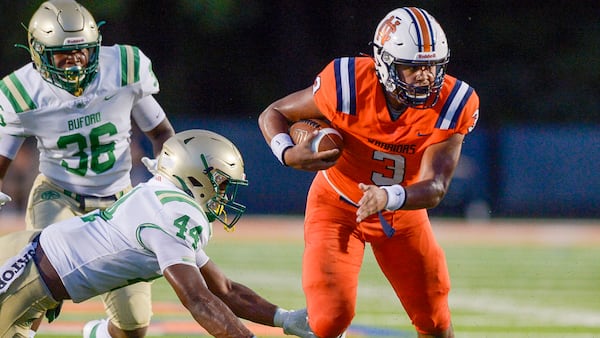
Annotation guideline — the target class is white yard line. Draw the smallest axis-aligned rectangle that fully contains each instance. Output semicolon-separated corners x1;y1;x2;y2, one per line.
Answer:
450;290;600;327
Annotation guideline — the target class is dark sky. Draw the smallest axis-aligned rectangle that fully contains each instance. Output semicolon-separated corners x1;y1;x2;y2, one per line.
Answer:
2;1;599;127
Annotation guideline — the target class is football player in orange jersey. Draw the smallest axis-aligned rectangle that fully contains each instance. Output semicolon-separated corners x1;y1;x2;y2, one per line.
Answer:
258;7;479;338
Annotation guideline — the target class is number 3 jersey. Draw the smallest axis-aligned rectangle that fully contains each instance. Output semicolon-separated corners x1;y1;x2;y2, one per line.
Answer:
39;176;212;303
312;57;480;204
0;44;165;196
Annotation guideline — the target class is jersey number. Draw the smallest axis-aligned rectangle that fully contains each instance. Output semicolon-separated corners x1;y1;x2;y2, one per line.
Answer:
173;215;203;250
57;122;117;176
371;150;406;185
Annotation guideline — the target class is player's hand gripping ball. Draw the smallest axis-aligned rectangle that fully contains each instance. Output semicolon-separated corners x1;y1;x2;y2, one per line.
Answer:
289;119;344;155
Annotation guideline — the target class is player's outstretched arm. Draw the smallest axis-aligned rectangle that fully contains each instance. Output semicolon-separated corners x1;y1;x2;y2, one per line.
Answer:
200;259;279;325
164;263;256;337
200;260;317;337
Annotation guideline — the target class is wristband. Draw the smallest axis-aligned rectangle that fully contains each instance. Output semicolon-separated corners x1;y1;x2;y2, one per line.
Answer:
381;184;406;211
270;133;294;166
0;134;25;160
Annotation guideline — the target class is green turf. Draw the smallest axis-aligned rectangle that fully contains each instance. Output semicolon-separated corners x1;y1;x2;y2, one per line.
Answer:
36;232;600;337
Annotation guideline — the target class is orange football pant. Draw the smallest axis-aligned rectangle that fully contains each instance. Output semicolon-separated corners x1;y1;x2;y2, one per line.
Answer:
303;172;451;337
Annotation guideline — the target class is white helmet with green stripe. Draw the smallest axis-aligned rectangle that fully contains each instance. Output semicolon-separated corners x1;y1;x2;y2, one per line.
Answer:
156;130;248;230
27;0;101;96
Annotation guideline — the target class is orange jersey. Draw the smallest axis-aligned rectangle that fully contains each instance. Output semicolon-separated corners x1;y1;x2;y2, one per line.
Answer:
313;56;479;204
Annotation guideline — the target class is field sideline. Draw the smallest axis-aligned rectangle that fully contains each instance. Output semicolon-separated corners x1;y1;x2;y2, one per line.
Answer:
1;214;599;337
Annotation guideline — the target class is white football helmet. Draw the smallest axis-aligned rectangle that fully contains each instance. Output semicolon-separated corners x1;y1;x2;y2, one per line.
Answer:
373;7;449;109
156;130;248;229
27;0;101;96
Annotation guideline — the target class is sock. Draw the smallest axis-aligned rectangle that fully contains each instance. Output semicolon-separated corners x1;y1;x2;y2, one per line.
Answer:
91;319;111;338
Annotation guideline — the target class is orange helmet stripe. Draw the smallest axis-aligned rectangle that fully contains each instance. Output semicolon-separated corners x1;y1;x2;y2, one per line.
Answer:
405;7;434;52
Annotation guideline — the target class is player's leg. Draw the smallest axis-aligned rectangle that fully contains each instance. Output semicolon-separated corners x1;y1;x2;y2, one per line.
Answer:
0;231;59;338
24;175;81;334
303;175;363;337
84;282;152;338
370;214;453;337
24;174;81;230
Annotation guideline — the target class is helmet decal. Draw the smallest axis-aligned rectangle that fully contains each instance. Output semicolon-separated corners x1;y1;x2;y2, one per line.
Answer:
375;15;400;46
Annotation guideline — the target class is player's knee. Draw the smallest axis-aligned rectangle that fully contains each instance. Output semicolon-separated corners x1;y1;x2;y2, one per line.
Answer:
110;294;152;329
412;311;452;336
309;305;353;338
104;286;153;330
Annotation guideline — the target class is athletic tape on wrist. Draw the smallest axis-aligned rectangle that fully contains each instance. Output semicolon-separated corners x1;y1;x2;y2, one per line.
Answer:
270;133;294;166
381;184;406;211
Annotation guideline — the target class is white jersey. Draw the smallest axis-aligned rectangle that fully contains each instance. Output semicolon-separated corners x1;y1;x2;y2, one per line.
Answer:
38;176;212;303
0;44;165;196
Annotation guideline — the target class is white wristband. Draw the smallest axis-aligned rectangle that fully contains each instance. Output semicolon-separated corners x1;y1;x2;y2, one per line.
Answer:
381;184;406;211
270;133;294;166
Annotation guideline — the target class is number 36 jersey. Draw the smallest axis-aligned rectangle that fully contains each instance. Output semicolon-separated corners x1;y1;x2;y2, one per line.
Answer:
0;44;165;196
313;57;480;204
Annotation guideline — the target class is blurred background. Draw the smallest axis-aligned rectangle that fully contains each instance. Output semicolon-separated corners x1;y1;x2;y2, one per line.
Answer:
0;0;598;219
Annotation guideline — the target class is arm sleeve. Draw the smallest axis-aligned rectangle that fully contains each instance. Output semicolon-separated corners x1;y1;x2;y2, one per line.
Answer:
312;60;339;121
456;87;480;135
0;134;25;159
139;227;202;273
137;47;160;97
131;95;167;132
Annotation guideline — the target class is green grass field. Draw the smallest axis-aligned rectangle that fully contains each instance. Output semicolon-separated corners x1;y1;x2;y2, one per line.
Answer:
21;216;600;337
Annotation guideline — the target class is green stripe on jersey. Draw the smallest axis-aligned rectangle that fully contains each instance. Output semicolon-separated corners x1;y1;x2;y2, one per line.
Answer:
0;73;36;113
155;190;203;213
119;45;140;86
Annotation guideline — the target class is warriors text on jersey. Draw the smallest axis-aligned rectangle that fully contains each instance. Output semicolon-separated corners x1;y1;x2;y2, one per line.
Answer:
312;56;479;204
0;44;165;196
39;176;212;302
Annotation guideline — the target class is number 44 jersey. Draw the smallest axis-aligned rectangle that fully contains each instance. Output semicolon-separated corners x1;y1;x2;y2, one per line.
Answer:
0;44;164;196
39;176;212;303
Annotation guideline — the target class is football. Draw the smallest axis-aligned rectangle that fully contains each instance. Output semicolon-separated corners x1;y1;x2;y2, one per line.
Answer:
289;119;344;153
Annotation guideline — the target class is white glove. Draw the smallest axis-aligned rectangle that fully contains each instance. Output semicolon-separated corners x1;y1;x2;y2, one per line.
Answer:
0;191;12;210
141;157;158;175
273;308;316;338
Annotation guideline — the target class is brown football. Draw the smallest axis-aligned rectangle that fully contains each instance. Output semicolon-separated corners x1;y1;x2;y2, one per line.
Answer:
289;119;344;153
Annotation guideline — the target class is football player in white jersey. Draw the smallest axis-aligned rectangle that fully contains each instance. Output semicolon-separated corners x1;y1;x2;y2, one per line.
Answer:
0;1;174;337
0;130;315;338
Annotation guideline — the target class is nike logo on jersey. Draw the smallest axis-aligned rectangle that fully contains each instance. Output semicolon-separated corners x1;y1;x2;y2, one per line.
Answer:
104;94;117;100
417;132;432;137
